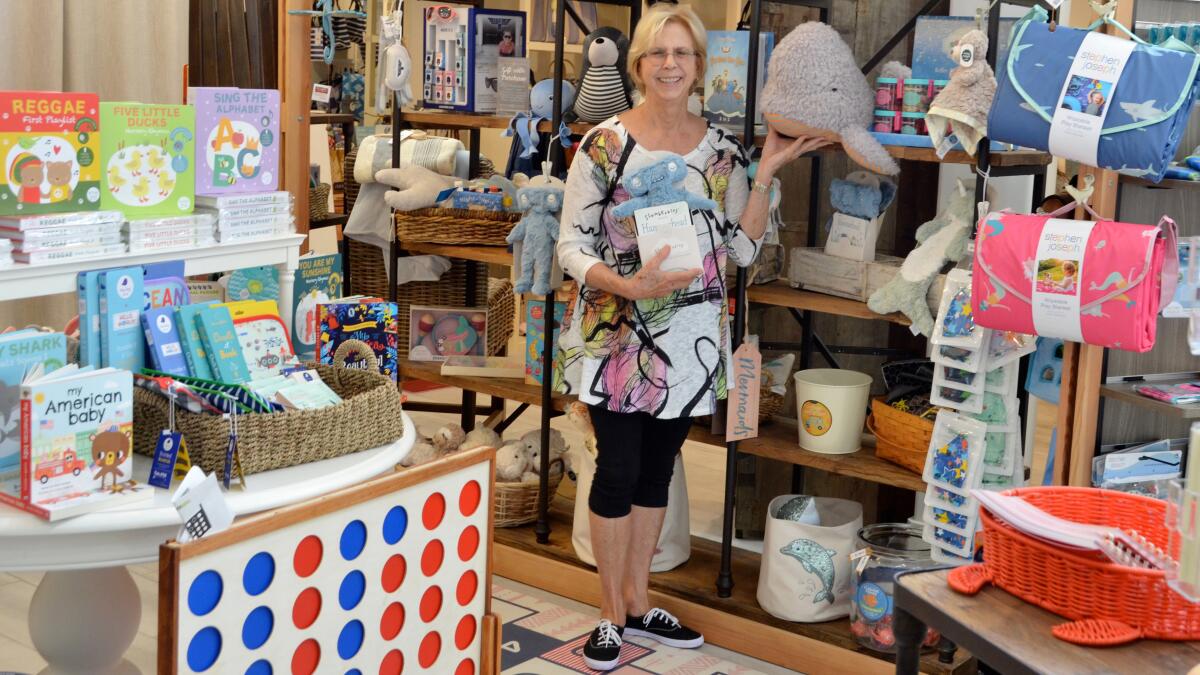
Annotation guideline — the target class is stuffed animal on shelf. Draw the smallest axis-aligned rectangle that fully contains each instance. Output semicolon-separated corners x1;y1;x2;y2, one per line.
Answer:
610;153;716;217
926;29;997;157
459;425;501;452
867;179;977;335
829;171;897;221
376;165;455;211
507;184;564;295
432;423;467;455
401;435;440;468
495;441;529;482
760;22;899;175
531;78;577;120
519;428;567;471
567;26;634;123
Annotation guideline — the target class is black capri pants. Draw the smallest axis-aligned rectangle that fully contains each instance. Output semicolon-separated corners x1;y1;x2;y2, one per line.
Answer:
587;404;694;519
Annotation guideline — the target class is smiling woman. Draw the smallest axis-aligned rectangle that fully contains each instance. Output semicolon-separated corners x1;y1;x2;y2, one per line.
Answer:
552;3;831;671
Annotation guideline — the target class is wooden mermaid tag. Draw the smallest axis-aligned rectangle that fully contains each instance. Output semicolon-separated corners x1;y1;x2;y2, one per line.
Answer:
726;342;762;441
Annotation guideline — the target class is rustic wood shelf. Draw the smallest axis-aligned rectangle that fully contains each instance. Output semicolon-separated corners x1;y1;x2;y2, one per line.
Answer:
1099;375;1200;420
400;241;513;266
397;109;594;135
399;359;570;411
746;281;910;325
1119;174;1200;190
688;423;927;492
495;501;972;675
309;112;357;125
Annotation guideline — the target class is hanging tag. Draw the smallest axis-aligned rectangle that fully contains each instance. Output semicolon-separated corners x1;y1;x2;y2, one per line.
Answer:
149;431;184;489
725;342;762;442
850;547;873;575
935;133;958;160
312;83;332;103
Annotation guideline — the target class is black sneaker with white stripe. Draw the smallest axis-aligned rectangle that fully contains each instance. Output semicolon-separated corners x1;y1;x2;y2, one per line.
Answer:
624;607;704;649
582;619;624;671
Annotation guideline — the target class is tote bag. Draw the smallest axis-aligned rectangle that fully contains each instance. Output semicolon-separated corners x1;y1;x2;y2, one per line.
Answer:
572;449;690;572
758;495;862;622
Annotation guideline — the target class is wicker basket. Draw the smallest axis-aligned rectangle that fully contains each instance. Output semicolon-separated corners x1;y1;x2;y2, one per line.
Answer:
760;387;785;423
867;397;934;475
344;147;360;212
950;487;1200;645
346;239;514;356
495;459;565;527
396;207;519;246
132;364;404;476
309;184;331;220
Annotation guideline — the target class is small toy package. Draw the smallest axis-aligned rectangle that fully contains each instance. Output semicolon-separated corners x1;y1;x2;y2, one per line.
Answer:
922;409;988;494
930;268;986;351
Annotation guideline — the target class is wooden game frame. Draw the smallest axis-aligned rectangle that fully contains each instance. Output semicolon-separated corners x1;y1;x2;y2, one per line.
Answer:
158;445;500;674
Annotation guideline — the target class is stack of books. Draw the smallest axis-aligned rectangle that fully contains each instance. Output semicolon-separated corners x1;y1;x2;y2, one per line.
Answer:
0;238;12;269
0;211;126;265
125;213;217;253
196;191;293;244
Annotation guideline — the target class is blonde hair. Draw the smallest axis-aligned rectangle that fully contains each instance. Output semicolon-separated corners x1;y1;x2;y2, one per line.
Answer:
627;3;707;93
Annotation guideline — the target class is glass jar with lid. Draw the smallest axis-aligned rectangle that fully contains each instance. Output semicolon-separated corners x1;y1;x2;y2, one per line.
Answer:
849;523;941;652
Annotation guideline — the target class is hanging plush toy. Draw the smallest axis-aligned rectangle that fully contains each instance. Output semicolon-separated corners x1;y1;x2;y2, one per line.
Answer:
611;153;716;217
504;79;576;160
760;22;899;175
567;26;634;123
867;179;978;335
507;177;564;295
926;29;997;157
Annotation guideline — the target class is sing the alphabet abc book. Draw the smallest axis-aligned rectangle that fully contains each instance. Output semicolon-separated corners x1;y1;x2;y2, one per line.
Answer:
0;91;101;216
189;87;280;195
99;102;195;217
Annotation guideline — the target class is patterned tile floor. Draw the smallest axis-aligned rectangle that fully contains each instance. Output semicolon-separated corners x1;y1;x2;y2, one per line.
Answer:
493;578;800;675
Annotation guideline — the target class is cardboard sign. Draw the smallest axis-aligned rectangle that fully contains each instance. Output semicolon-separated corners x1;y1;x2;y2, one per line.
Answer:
312;83;332;103
725;342;762;441
173;467;234;543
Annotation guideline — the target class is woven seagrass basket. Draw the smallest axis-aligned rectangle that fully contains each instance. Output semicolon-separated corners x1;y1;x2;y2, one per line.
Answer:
132;364;404;476
866;397;934;475
494;458;564;527
395;207;519;246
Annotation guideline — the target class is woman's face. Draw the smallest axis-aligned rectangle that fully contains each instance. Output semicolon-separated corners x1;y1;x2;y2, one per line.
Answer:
637;20;699;104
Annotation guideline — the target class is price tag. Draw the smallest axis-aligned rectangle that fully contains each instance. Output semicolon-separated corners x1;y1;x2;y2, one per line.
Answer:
725;342;762;442
312;83;332;103
148;430;191;489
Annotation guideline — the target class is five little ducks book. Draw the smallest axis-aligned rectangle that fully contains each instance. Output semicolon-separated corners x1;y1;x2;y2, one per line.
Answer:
99;102;196;217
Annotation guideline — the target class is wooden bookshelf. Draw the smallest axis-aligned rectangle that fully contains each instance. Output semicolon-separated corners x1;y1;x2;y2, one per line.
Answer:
746;281;910;325
400;242;513;266
399;359;570;411
688;423;927;492
397;109;594;136
1100;375;1200;420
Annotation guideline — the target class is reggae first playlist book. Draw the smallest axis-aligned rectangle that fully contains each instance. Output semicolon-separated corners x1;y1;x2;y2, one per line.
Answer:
188;87;280;195
99;102;195;218
0;91;101;216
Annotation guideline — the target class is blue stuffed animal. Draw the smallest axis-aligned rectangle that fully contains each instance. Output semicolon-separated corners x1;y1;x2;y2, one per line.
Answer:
507;185;564;295
610;154;716;218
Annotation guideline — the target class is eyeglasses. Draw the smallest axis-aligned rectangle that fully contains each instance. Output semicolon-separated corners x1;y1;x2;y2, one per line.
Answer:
643;48;699;64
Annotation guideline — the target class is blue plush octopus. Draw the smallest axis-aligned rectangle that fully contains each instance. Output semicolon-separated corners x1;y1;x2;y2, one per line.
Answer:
507;185;564;296
611;154;716;218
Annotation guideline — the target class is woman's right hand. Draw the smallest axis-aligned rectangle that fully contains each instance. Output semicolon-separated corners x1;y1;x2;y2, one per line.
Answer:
621;247;701;301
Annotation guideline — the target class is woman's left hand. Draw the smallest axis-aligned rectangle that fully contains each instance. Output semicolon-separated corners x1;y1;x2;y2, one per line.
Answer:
758;128;833;179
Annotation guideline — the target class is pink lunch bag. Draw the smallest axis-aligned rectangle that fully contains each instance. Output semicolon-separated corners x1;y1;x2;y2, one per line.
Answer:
971;203;1178;353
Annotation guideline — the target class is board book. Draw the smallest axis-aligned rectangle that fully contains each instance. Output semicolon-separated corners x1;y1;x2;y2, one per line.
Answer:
703;31;774;126
318;299;399;380
0;91;101;216
0;366;151;521
0;330;66;495
188;87;280;195
293;253;343;361
98;267;145;372
99;102;195;217
195;304;252;384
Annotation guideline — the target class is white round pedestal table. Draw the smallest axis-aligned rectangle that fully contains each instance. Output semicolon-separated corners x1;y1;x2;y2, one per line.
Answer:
0;412;415;675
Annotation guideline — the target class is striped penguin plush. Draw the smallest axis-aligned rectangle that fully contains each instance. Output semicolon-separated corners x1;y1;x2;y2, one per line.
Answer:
567;26;633;123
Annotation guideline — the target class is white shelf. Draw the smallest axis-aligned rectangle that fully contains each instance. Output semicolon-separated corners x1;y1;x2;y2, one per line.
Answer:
0;233;306;300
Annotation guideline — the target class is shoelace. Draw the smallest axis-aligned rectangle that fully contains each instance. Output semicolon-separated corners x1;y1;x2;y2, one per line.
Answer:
594;620;622;648
644;607;681;628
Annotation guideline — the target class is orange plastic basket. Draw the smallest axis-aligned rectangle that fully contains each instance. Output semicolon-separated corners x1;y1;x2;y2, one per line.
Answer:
948;486;1200;646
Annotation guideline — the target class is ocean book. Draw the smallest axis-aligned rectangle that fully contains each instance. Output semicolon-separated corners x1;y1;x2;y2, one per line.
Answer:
317;299;399;380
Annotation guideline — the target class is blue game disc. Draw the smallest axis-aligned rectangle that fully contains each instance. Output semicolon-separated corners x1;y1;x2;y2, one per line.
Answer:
382;506;408;545
337;620;365;660
245;659;273;675
339;570;366;611
243;552;275;596
340;519;368;560
187;570;223;617
186;626;222;672
242;606;274;650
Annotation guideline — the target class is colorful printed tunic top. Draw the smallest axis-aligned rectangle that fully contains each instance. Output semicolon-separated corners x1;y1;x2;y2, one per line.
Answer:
554;117;760;419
